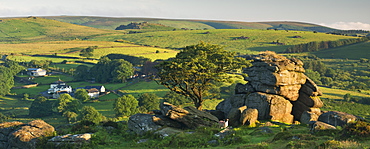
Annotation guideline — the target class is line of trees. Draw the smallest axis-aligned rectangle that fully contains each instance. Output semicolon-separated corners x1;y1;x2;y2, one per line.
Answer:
285;37;370;53
0;61;25;96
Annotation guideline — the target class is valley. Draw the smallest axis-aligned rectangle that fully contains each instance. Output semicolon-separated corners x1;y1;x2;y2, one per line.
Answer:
0;16;369;148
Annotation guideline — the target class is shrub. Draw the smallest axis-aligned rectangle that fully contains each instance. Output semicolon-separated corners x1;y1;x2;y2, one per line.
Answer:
341;120;370;139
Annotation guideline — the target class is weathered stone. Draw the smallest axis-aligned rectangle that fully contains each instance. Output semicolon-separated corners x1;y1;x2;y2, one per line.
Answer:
249;82;301;101
300;111;320;124
230;94;247;108
7;120;54;149
245;92;293;123
47;133;92;147
160;102;219;129
309;121;336;132
179;106;219;129
154;127;183;138
216;98;232;117
235;83;253;94
291;100;310;121
227;106;247;127
297;92;323;108
152;115;184;129
301;77;323;96
128;114;162;135
207;110;226;120
245;70;306;86
240;108;258;127
318;111;359;127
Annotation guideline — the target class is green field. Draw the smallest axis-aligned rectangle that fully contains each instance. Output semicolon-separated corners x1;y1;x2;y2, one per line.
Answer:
0;17;118;43
313;41;370;59
115;29;356;54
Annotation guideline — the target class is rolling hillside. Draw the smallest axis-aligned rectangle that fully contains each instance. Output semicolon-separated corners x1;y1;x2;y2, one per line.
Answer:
99;29;357;54
0;17;120;43
43;16;339;32
313;40;370;59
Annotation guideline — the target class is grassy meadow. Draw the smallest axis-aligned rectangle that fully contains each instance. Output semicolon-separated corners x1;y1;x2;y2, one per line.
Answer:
0;17;118;43
313;40;370;59
116;29;357;54
1;40;178;62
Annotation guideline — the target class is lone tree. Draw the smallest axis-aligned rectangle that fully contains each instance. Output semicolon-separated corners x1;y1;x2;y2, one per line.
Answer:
155;42;249;110
80;46;97;58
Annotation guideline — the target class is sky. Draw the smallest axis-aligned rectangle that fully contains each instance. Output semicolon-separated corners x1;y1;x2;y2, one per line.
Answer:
0;0;369;30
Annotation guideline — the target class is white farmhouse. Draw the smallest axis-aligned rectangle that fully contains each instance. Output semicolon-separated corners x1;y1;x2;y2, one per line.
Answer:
27;68;47;77
48;79;72;94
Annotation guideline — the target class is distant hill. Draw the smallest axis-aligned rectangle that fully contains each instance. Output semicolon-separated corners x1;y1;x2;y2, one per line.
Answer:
43;16;340;32
115;22;176;32
0;17;119;43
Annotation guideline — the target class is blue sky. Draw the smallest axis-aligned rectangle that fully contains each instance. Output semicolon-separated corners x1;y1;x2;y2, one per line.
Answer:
0;0;369;30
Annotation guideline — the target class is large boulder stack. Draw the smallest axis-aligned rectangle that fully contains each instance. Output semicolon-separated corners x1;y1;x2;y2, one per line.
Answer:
0;120;55;149
217;52;323;125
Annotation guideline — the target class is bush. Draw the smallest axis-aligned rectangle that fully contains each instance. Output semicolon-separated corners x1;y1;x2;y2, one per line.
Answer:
341;120;370;139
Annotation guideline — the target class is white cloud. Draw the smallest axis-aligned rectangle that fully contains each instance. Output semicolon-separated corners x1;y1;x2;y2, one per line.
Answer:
321;22;370;31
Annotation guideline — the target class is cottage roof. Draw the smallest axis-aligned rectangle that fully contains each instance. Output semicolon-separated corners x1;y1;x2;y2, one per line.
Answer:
85;86;104;90
86;88;99;93
52;78;65;84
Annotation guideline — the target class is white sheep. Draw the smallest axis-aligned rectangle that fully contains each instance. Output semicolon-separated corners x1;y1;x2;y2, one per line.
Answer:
219;119;229;129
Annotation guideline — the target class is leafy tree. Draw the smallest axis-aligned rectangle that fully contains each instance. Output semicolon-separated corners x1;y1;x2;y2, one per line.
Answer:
53;94;81;113
80;46;96;58
80;106;105;124
29;96;53;117
74;89;90;102
163;91;190;106
138;93;160;112
28;60;52;69
0;66;15;96
0;112;9;122
90;57;134;83
22;93;29;101
74;65;89;81
63;111;78;123
343;93;352;102
113;94;139;117
304;69;322;85
111;59;134;82
155;42;249;110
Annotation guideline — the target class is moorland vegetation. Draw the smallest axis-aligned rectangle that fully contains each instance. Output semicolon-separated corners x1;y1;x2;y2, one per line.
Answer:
0;16;370;148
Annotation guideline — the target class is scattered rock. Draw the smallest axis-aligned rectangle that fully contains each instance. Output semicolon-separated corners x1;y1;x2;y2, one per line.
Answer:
0;120;54;149
240;108;258;127
309;121;336;132
227;106;247;127
128;102;220;135
48;133;92;147
300;110;320;124
154;127;183;138
128;114;162;135
318;111;359;127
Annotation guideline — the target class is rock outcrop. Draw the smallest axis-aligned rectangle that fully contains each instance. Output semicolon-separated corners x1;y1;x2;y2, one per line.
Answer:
216;52;323;125
128;102;220;135
48;133;92;147
0;120;55;149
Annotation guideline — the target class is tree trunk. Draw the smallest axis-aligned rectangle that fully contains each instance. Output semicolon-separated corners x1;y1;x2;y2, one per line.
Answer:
195;102;202;111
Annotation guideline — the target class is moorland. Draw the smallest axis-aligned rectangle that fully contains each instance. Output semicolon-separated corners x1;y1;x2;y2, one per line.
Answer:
0;16;370;148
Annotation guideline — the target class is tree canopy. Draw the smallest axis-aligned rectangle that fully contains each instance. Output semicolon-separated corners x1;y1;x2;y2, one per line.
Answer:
114;94;139;117
155;42;250;110
90;57;134;83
